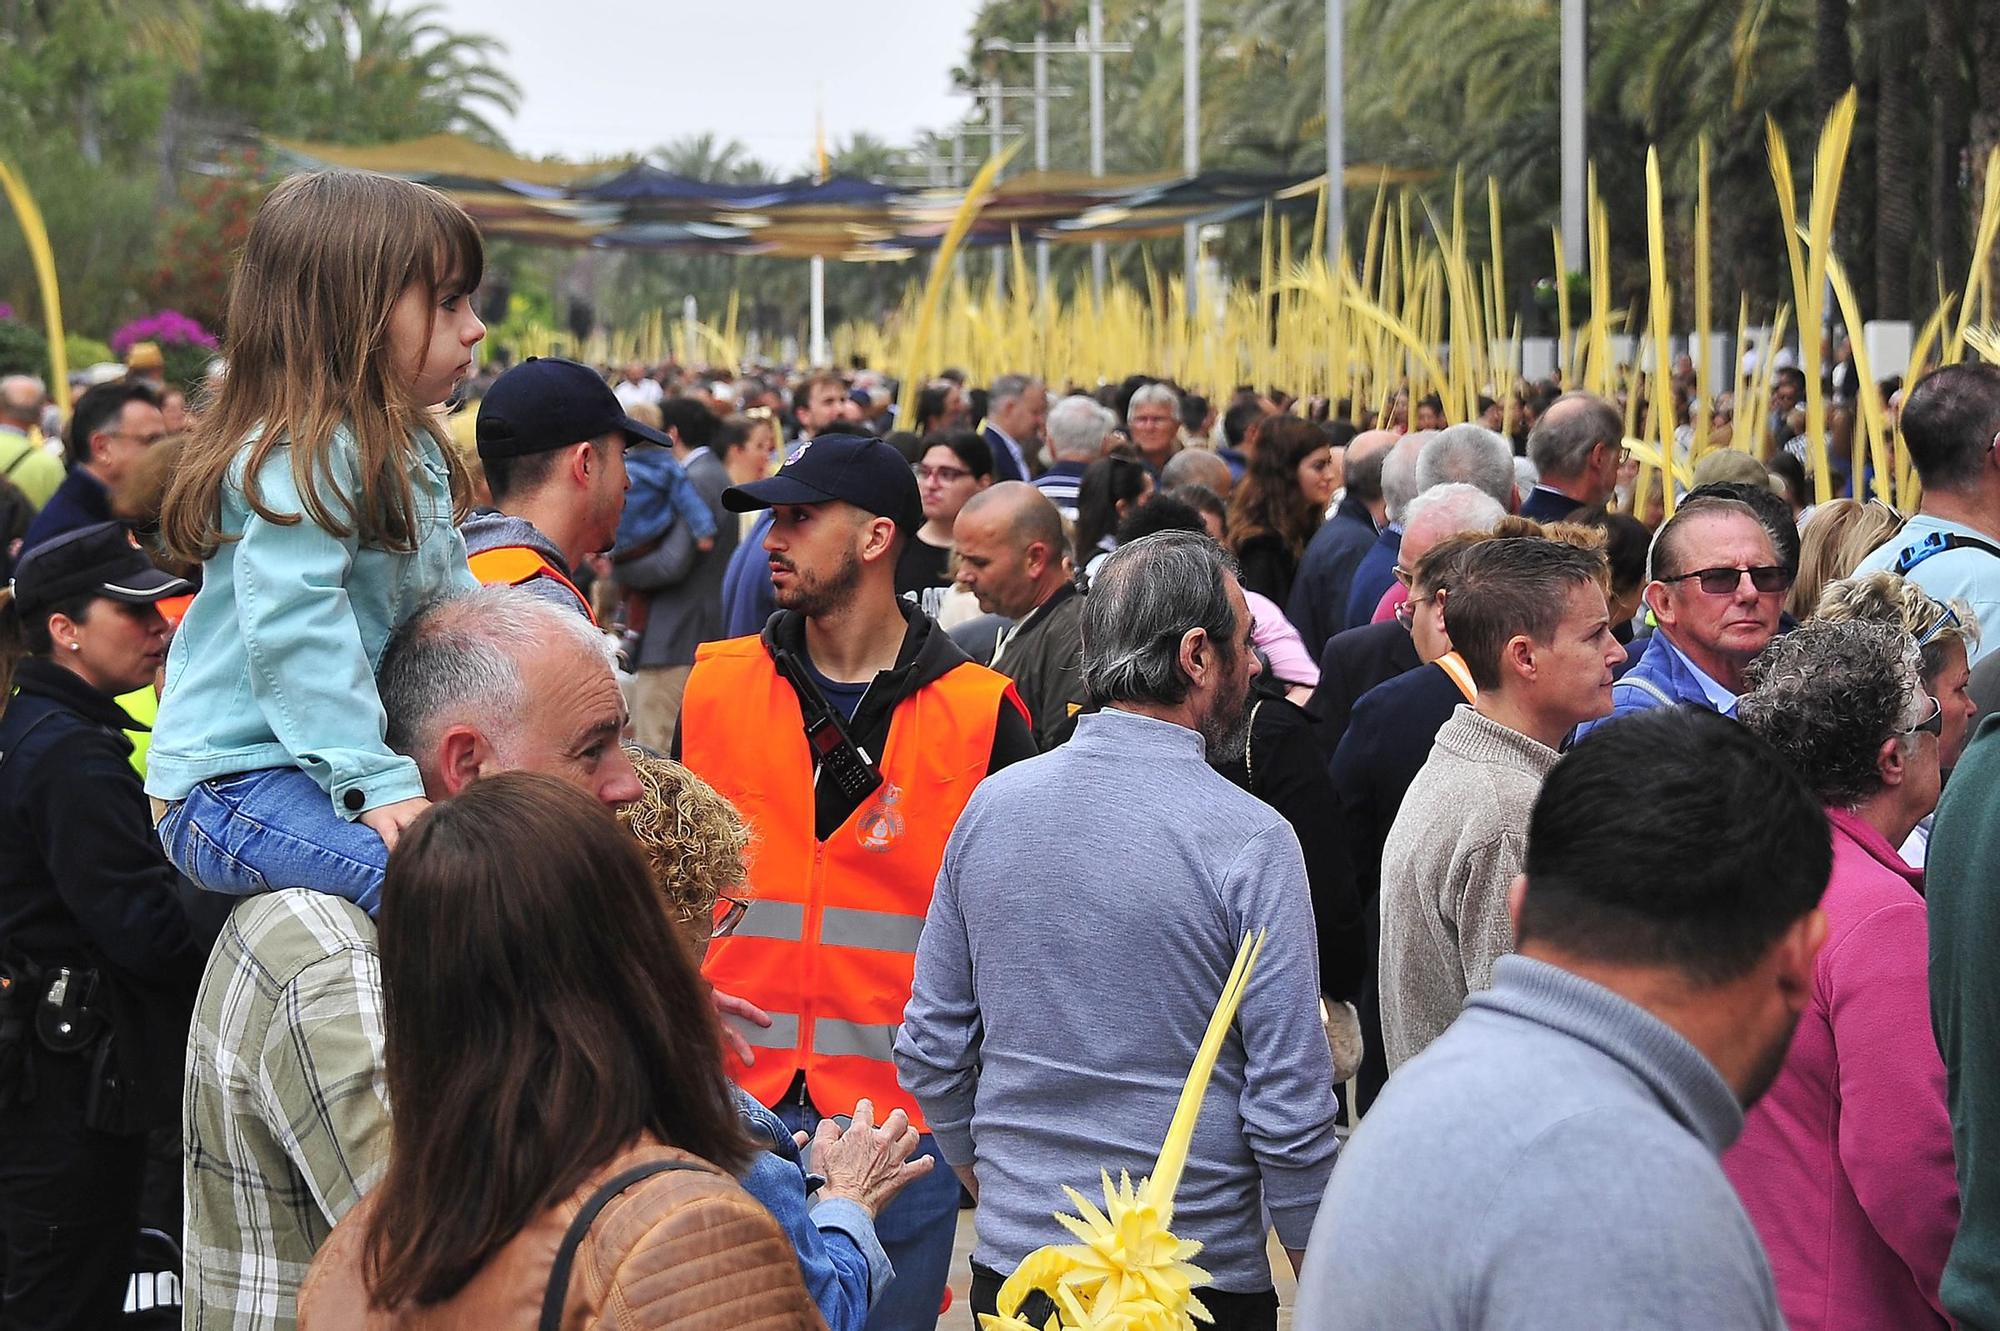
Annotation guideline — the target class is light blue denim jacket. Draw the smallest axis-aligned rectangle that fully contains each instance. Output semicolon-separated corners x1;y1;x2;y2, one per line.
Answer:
145;427;477;817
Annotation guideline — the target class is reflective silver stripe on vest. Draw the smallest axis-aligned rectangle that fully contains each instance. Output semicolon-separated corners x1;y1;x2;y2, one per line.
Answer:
811;1018;899;1062
735;1012;800;1050
735;900;806;942
817;907;925;954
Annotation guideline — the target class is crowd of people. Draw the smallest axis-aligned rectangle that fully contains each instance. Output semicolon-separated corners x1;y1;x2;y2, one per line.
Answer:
6;167;2000;1331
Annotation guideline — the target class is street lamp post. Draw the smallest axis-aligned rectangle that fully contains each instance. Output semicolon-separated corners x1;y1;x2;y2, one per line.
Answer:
1326;0;1344;262
1183;0;1200;311
1561;0;1586;263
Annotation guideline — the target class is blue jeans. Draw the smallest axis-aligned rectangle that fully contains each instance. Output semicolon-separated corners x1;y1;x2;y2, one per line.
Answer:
156;767;388;916
776;1091;961;1331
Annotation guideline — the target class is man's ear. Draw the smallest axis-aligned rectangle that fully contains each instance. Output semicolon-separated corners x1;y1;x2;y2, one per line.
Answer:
860;515;898;564
1178;626;1210;686
1642;580;1672;626
432;725;492;798
1504;632;1537;684
569;440;598;487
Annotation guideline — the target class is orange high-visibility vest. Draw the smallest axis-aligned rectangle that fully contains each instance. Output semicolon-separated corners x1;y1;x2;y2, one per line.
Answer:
683;633;1022;1129
466;544;595;624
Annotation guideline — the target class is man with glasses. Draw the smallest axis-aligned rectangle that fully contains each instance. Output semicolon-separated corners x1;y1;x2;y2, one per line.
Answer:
22;381;166;552
1580;497;1790;734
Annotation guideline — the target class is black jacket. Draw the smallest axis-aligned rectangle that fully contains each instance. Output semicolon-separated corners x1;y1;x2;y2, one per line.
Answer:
677;601;1038;841
1304;619;1421;759
1211;678;1368;1004
0;658;208;1127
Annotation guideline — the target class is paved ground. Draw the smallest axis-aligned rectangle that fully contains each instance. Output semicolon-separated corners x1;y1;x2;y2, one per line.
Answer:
932;1208;1298;1329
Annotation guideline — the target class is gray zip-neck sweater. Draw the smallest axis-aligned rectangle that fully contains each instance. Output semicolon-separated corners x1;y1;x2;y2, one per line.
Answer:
895;707;1341;1292
1296;956;1783;1329
1379;704;1560;1069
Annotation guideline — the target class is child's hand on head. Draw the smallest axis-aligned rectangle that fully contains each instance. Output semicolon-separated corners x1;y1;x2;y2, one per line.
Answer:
360;796;432;852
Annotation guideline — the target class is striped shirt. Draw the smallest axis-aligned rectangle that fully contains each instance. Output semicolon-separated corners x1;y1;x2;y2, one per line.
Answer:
1030;461;1090;520
183;890;389;1331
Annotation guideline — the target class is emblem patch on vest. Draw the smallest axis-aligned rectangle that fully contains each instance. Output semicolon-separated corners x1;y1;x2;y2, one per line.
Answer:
856;782;905;853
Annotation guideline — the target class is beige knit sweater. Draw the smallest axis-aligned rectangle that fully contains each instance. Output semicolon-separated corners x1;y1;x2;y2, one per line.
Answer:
1378;705;1560;1071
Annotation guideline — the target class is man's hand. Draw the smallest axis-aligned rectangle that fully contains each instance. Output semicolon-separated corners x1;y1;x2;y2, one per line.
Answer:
809;1098;932;1219
359;797;430;852
711;988;772;1067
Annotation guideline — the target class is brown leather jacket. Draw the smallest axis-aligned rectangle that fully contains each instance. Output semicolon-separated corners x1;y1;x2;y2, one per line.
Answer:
297;1140;827;1330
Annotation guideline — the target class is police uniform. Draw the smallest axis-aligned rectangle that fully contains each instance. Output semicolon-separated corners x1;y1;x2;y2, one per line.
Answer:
0;524;205;1328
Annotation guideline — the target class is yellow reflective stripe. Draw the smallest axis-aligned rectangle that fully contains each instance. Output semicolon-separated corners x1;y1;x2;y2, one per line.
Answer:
818;907;925;954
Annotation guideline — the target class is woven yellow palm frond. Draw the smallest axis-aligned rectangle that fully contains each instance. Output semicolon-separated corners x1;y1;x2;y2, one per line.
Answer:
979;932;1267;1331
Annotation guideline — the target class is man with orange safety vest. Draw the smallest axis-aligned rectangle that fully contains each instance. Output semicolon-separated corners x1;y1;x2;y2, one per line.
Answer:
676;434;1036;1331
463;357;655;620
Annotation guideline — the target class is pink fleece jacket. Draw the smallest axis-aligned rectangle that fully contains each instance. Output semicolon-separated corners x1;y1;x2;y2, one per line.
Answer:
1723;806;1959;1331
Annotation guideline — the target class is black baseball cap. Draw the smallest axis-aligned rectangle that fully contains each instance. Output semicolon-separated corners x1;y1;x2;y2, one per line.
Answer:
476;357;673;460
12;521;192;617
723;433;923;532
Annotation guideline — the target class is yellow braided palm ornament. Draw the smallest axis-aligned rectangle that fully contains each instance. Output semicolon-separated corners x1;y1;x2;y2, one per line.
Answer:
978;931;1267;1331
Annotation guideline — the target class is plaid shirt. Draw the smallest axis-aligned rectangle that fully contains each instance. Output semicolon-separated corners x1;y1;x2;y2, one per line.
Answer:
183;889;390;1331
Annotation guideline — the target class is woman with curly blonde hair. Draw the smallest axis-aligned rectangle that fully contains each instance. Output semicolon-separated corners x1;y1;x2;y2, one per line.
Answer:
617;752;928;1331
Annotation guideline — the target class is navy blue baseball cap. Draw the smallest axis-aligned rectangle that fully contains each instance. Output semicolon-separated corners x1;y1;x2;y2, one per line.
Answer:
723;433;923;532
11;521;192;617
476;357;672;460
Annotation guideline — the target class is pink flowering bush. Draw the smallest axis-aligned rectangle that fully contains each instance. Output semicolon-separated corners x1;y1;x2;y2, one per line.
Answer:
111;310;218;357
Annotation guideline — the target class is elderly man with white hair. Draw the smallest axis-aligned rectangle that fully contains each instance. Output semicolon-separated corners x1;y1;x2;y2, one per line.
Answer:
1033;395;1117;520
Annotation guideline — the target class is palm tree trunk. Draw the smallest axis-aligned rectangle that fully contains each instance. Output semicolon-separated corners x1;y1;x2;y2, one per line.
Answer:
1929;0;1970;300
1973;0;2000;305
1875;6;1918;319
1817;0;1855;116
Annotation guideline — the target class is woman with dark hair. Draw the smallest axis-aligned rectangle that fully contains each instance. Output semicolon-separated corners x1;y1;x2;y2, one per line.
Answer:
1074;454;1154;579
1226;416;1337;605
898;430;994;617
297;774;820;1329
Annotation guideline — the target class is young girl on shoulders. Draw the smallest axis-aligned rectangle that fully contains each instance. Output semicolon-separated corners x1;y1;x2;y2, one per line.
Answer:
147;170;487;915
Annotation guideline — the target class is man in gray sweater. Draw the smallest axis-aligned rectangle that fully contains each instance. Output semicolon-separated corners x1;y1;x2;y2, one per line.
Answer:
896;531;1339;1331
1297;707;1832;1329
1379;535;1626;1067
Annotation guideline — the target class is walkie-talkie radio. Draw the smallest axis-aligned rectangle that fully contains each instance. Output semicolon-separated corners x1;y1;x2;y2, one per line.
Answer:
774;649;885;805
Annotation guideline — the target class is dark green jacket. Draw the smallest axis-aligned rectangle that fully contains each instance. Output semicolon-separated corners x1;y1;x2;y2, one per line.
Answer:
1928;711;2000;1330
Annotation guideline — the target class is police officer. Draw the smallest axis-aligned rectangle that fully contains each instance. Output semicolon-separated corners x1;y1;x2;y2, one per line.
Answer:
0;522;206;1328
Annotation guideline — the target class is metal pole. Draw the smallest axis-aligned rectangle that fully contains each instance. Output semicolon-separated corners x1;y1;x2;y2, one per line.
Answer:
1183;0;1200;312
1325;0;1344;261
1560;0;1585;263
809;258;826;367
1089;0;1108;302
988;77;1006;297
1034;32;1051;302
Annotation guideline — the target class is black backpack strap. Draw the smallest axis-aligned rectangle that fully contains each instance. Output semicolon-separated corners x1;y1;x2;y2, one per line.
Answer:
539;1158;710;1331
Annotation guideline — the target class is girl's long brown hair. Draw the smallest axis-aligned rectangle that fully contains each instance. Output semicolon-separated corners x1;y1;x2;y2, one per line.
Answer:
1226;415;1331;559
361;774;753;1309
161;171;481;562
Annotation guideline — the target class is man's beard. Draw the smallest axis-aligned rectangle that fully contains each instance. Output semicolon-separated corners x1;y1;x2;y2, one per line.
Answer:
774;547;863;618
1196;670;1253;761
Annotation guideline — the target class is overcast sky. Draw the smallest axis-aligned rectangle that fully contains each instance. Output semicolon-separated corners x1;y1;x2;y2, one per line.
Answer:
421;0;983;175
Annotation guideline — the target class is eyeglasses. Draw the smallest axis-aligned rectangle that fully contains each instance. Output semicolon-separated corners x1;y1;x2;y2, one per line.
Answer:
1392;564;1413;587
1659;564;1792;596
711;895;750;940
1902;694;1945;739
1916;604;1961;648
1394;591;1436;628
915;464;972;484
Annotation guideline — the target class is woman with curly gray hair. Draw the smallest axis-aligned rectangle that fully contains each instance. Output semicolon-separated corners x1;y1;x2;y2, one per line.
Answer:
1726;617;1957;1331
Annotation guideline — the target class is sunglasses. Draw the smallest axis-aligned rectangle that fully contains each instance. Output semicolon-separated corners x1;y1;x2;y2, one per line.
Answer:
1660;564;1793;596
1916;604;1961;648
711;895;750;941
1903;694;1945;739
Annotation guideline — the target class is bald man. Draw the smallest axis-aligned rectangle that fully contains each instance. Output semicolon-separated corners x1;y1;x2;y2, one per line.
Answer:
1290;428;1397;653
1160;447;1235;498
0;375;62;509
954;482;1085;749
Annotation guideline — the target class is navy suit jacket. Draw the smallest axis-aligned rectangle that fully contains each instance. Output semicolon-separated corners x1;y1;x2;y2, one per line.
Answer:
983;425;1029;483
1304;619;1420;758
21;466;111;555
1344;525;1402;630
1519;485;1593;524
1288;494;1378;657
